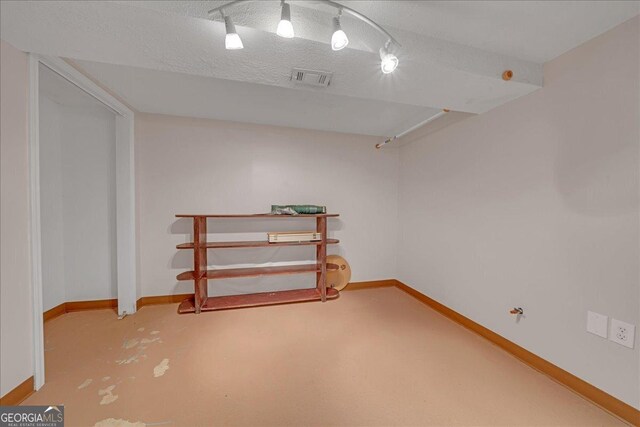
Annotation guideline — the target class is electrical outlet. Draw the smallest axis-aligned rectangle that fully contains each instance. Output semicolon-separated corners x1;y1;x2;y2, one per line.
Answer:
609;318;635;349
587;311;608;338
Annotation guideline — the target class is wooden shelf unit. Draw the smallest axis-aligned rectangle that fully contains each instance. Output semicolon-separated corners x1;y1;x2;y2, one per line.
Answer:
175;213;340;314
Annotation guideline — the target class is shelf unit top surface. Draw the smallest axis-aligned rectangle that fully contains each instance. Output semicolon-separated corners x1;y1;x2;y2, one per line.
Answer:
175;213;339;218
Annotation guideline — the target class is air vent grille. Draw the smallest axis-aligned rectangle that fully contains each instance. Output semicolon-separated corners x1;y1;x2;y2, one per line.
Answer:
291;68;333;87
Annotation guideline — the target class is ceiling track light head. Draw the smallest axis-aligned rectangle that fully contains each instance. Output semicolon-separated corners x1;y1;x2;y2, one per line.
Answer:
281;1;291;21
331;15;349;51
224;15;244;50
379;43;398;74
277;1;294;38
224;15;236;34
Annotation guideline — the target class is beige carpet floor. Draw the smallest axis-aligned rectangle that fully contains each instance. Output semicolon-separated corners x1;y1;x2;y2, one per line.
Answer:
24;286;627;426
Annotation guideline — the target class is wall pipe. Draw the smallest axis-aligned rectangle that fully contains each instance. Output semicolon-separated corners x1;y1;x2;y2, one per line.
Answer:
375;109;449;149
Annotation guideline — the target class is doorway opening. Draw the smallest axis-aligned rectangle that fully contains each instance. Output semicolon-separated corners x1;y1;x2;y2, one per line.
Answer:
39;64;118;313
29;56;136;390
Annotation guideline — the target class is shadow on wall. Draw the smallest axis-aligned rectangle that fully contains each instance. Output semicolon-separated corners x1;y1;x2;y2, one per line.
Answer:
554;128;639;217
547;21;639;218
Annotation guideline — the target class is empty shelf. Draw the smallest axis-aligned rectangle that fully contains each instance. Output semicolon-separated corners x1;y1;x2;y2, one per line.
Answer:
176;263;338;281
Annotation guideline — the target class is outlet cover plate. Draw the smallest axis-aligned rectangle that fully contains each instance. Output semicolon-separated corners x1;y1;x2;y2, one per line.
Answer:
587;311;608;338
610;318;635;349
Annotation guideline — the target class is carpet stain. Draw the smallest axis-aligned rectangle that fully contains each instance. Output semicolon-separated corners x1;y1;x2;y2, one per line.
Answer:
137;328;145;332
150;331;160;335
116;349;147;365
123;338;140;349
95;418;145;427
98;385;118;405
77;379;92;389
153;359;170;378
98;385;115;396
100;394;119;405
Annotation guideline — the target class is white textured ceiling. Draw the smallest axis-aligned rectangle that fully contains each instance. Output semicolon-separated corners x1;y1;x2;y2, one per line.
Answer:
121;1;640;63
73;59;441;136
1;1;637;137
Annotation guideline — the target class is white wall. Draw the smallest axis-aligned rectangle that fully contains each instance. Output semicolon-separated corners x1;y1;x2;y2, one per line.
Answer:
135;113;399;297
39;88;117;310
39;95;66;311
397;17;639;408
0;39;33;396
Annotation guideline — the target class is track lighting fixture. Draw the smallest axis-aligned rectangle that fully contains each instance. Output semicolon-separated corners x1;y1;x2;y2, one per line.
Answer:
331;15;348;51
209;0;401;74
277;1;295;39
379;45;398;74
224;15;243;50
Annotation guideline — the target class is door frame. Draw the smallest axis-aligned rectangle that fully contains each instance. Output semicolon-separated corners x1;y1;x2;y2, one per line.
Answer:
28;54;137;389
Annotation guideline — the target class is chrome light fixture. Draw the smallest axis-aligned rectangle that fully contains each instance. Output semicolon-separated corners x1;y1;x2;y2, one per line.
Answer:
224;15;243;50
331;15;348;51
276;1;295;39
379;44;398;74
208;0;401;74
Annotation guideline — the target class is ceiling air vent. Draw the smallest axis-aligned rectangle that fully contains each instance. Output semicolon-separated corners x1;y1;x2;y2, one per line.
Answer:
290;68;333;88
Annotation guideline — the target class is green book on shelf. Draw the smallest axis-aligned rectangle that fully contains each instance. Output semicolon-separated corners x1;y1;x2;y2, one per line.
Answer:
271;205;327;214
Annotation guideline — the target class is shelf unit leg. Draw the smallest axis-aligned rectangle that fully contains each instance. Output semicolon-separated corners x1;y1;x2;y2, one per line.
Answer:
316;217;327;302
193;216;208;313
